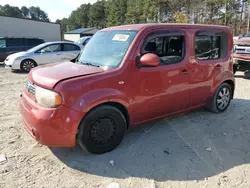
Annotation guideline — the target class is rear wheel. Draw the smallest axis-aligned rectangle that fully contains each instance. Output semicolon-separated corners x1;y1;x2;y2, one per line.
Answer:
20;59;36;72
207;83;232;113
77;105;127;154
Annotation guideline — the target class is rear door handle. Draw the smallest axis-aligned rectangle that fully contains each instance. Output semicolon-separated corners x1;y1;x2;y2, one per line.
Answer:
179;69;188;75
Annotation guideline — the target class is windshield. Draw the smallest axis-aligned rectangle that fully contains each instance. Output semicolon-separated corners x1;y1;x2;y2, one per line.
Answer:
77;30;137;69
27;43;48;52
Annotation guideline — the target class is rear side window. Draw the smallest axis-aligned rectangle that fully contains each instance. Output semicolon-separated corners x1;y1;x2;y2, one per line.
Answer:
195;31;227;60
6;38;25;47
0;39;6;48
63;44;80;51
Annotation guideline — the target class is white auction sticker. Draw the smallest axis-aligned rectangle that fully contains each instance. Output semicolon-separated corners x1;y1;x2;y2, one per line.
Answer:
112;34;130;42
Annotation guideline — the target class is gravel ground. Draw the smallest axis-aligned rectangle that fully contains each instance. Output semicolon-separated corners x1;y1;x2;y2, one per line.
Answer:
0;66;250;188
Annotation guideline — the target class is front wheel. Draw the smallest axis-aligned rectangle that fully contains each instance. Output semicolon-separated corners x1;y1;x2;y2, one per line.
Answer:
77;105;127;154
206;83;232;113
20;59;37;72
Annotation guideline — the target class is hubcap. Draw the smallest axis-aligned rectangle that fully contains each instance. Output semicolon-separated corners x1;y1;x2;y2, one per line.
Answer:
23;61;35;71
217;87;230;110
90;118;116;144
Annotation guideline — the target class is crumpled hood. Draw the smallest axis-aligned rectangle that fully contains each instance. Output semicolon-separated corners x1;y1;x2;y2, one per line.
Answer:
29;62;104;89
235;37;250;45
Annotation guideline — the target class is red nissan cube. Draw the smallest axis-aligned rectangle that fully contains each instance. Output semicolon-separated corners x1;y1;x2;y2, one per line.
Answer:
20;24;235;154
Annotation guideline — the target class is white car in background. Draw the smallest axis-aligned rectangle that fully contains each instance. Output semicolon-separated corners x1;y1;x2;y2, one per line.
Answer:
4;41;82;72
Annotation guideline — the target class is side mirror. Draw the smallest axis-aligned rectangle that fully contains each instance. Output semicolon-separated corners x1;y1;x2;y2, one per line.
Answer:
139;53;160;67
40;49;46;54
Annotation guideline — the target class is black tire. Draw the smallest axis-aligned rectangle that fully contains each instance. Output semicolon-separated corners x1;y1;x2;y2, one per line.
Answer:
77;105;127;154
20;59;37;72
206;83;232;113
244;71;250;79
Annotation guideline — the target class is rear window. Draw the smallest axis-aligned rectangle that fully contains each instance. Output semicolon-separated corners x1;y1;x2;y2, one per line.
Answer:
0;39;6;48
195;31;227;60
76;36;91;45
63;44;80;51
83;38;91;45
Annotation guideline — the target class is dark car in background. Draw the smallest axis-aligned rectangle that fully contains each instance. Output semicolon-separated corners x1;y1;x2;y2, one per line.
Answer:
0;37;45;62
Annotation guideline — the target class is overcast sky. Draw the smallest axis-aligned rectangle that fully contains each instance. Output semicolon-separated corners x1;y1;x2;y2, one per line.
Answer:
0;0;98;22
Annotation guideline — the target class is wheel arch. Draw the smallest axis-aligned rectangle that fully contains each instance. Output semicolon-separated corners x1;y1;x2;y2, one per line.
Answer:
20;58;38;69
212;70;235;99
223;79;235;99
78;101;130;131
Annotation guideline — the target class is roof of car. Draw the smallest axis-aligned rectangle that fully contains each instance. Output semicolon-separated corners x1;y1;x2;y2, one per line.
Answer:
80;36;92;39
44;41;77;45
65;28;97;34
101;23;232;31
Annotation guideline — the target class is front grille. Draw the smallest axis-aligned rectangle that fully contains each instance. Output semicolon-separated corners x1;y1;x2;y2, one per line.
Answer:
236;53;250;55
26;80;36;97
237;44;250;47
235;48;250;54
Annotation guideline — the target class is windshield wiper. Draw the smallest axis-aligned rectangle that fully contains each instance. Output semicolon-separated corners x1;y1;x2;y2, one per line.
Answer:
78;61;100;68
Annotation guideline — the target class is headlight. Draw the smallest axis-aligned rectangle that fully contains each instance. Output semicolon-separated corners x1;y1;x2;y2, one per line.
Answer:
35;87;62;108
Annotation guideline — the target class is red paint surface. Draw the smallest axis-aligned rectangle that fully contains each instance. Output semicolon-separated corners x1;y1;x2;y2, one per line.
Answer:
30;62;104;89
20;24;235;147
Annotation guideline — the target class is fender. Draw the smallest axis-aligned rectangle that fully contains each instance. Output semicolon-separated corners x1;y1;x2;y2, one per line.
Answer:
67;88;133;121
21;58;37;64
211;70;235;94
13;58;36;70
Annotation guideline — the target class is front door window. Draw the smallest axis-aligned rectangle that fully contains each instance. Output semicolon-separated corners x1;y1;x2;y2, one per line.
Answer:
38;44;61;53
142;35;185;65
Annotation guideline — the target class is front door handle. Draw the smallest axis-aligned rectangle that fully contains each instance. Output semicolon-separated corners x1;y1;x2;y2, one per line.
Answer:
179;69;188;75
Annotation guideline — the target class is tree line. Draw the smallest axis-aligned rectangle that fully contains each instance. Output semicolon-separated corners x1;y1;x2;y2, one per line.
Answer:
56;0;250;35
1;1;249;35
0;4;50;22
